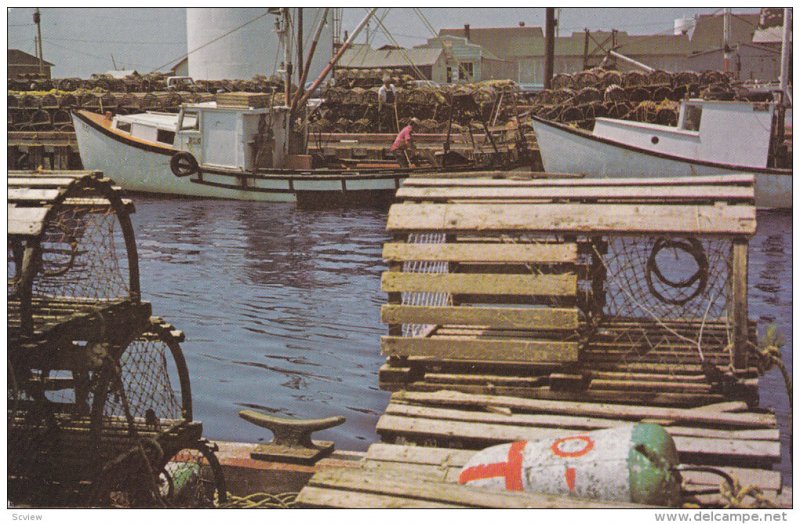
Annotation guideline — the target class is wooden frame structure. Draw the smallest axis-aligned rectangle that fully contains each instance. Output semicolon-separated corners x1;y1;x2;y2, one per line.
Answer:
297;173;782;508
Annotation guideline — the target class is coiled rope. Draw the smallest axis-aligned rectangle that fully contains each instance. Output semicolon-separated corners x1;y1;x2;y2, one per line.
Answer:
215;491;298;509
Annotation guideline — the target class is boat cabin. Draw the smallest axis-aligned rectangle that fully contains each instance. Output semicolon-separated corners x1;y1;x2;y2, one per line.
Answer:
113;102;291;171
592;99;775;169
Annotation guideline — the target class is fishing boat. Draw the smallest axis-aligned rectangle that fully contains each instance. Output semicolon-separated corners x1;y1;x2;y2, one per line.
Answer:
72;101;416;205
72;8;525;205
531;98;792;209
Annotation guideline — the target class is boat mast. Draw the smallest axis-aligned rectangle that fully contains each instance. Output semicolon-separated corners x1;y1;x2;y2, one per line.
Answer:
295;8;378;109
282;8;293;105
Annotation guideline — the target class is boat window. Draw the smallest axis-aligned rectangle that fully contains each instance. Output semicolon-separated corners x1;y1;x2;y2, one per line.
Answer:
682;105;702;131
157;129;176;144
116;121;131;133
181;111;199;130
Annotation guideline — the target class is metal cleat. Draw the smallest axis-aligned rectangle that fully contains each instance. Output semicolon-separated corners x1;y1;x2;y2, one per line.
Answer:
239;410;345;465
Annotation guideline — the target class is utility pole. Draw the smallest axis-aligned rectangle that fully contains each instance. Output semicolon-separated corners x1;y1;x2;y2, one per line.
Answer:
723;8;731;73
544;8;555;89
34;8;44;75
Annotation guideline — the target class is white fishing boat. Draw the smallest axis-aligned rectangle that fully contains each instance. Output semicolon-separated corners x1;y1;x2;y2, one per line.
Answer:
72;102;413;205
532;98;792;209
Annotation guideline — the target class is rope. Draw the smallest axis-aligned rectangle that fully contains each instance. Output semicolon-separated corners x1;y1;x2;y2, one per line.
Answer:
717;475;779;509
215;491;299;509
750;325;792;408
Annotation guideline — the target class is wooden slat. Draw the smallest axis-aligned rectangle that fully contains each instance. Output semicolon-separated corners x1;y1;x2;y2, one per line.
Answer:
384;404;779;441
403;174;756;188
377;414;779;462
364;443;782;492
7;188;62;202
304;467;646;508
296;486;464;508
390;391;777;428
396;185;755;203
381;305;579;330
386;203;757;236
381;272;577;296
381;336;578;363
7;177;78;188
382;242;577;263
8;205;50;237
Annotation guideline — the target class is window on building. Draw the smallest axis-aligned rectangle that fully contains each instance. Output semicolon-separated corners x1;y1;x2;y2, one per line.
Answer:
460;62;474;81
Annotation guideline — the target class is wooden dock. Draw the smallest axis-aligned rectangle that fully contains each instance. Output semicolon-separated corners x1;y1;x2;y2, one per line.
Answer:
297;173;785;508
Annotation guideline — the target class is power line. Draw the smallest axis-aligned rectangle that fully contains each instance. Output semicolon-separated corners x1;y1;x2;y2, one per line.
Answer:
43;36;184;45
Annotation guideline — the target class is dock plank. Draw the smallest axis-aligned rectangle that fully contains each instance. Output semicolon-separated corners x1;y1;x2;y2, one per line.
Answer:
381;272;577;296
381;336;579;363
391;391;777;428
381;305;579;330
403;174;756;188
382;242;577;263
386;203;757;236
396;185;755;203
304;467;647;508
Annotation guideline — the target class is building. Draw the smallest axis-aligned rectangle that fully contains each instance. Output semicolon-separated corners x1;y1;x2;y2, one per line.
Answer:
8;49;53;79
414;35;517;82
339;44;448;83
439;24;544;83
170;57;190;77
439;12;786;83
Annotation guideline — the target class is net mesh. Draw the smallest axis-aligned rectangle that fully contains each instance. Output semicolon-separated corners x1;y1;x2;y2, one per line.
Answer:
401;232;452;337
588;235;733;371
33;204;130;304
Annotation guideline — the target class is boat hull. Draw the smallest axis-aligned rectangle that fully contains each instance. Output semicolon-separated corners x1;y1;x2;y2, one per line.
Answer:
73;111;404;204
532;117;792;209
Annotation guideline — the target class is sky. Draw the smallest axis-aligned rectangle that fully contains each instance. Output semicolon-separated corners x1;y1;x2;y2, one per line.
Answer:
6;5;764;78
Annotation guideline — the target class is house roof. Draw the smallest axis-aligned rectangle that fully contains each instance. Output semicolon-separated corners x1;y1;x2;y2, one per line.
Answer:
8;49;54;66
752;26;785;45
415;35;504;62
440;26;544;59
688;13;759;53
339;45;444;69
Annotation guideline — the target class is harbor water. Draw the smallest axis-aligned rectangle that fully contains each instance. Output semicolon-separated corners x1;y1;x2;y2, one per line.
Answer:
131;199;792;485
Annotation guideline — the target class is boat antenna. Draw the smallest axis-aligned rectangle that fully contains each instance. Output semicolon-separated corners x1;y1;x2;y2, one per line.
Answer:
294;7;378;109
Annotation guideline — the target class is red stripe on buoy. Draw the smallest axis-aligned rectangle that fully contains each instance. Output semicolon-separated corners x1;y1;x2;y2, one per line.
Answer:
564;466;577;492
505;440;526;491
458;441;527;491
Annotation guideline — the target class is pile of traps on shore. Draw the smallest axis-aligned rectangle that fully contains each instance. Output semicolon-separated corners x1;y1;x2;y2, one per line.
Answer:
7;170;226;508
310;79;525;134
524;68;774;130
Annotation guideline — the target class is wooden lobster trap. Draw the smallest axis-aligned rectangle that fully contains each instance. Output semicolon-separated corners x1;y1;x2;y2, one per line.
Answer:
379;174;760;407
7;171;225;507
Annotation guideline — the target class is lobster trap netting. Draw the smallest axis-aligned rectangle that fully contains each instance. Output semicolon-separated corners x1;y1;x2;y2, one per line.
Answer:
7;328;196;507
32;204;131;303
401;232;452;338
588;235;735;370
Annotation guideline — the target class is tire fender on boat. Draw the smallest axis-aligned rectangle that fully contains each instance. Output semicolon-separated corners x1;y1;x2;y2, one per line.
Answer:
170;151;199;177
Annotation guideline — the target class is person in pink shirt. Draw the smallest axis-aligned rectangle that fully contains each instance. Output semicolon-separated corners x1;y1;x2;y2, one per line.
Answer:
390;117;419;168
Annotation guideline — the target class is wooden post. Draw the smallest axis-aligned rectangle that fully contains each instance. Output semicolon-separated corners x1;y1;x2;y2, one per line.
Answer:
544;8;555;90
29;145;44;170
730;240;749;369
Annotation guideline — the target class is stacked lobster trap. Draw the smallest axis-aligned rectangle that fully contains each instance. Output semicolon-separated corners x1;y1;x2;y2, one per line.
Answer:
379;174;761;407
7;170;226;507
